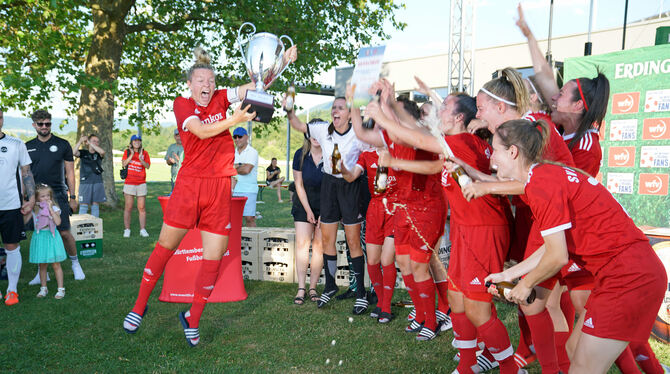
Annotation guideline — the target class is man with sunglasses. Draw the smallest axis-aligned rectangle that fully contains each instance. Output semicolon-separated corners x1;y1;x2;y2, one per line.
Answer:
0;108;35;305
232;127;258;227
25;109;85;284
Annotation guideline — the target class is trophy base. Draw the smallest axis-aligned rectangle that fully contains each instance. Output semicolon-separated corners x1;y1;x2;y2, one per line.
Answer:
242;90;275;123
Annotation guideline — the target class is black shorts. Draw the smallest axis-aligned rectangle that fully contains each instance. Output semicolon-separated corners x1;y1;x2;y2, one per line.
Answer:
0;209;27;244
319;174;363;225
291;185;321;223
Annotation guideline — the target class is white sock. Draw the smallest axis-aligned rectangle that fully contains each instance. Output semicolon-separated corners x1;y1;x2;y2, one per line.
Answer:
69;255;79;263
5;246;22;293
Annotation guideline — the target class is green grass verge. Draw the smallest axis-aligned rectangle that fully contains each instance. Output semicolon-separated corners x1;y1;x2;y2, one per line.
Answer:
0;182;667;373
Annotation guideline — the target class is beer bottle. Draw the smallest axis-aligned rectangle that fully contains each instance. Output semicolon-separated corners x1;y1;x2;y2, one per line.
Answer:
485;281;536;304
362;90;382;129
331;144;342;175
284;82;296;112
451;166;472;188
374;166;388;193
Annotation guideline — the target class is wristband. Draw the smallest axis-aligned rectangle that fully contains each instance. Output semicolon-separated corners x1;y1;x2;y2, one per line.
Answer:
70;195;76;199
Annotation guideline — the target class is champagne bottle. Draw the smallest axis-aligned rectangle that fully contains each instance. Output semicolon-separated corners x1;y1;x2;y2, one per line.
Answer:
331;144;342;175
374;166;388;193
451;166;472;188
485;281;536;304
362;90;382;129
284;82;296;112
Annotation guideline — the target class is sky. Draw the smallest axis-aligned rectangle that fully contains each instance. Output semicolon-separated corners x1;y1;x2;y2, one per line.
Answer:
6;0;670;122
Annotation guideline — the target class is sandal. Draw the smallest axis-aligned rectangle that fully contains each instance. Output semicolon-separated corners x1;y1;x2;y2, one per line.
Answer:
308;288;319;302
294;288;306;305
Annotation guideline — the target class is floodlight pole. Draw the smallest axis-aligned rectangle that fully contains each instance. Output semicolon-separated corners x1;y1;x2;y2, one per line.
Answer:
546;0;554;65
622;0;629;50
585;0;594;55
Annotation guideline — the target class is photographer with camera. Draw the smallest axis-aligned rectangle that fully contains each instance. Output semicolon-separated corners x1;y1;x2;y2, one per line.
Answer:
121;134;150;238
74;134;106;217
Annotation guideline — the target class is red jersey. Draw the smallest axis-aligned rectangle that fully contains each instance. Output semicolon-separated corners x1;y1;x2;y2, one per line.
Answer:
524;163;648;275
563;129;602;177
173;89;236;178
381;130;441;201
524;112;575;166
122;149;150;185
356;150;396;198
441;133;510;226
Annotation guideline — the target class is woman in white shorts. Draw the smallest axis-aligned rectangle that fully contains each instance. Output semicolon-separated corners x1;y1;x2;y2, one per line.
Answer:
121;134;151;238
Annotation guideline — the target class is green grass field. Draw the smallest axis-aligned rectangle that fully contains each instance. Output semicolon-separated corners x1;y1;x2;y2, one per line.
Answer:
1;182;667;373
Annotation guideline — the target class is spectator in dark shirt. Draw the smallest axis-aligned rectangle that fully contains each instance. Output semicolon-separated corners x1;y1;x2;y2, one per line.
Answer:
265;157;285;203
74;134;106;217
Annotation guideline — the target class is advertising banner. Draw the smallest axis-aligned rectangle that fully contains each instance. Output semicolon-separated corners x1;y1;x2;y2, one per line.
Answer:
565;44;670;227
350;45;386;106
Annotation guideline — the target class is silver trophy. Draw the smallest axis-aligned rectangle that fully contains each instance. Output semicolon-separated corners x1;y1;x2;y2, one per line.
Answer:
237;22;294;123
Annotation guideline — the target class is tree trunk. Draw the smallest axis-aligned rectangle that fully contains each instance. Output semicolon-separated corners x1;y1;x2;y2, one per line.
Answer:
76;1;132;207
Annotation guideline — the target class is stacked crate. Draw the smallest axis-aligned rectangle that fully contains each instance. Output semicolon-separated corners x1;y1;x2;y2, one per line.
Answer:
259;230;295;283
70;214;103;259
240;227;264;281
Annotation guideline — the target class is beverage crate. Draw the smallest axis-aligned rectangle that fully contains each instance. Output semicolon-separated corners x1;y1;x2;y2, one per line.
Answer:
240;229;262;263
335;265;350;287
260;259;294;283
70;214;103;258
241;258;260;281
335;230;348;266
260;231;295;264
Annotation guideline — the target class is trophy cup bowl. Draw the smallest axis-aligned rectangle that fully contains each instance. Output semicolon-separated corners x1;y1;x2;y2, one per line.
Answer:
237;22;294;123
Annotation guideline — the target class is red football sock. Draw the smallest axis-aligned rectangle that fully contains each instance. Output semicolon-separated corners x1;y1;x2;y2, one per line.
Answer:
616;346;643;374
630;341;663;374
381;264;397;314
555;331;571;373
514;308;534;367
560;290;575;334
132;243;174;315
415;278;436;330
402;274;423;322
186;259;221;328
435;279;450;314
476;315;517;374
452;312;478;374
367;262;384;305
526;309;560;373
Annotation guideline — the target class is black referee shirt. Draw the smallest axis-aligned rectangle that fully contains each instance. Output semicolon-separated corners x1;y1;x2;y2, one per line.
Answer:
26;135;73;192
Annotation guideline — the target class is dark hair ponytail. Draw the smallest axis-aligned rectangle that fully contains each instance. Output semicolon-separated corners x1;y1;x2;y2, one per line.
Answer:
568;72;609;149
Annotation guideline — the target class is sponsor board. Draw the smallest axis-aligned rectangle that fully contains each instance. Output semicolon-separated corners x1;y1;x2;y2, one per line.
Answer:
611;92;640;114
645;89;670;113
647;231;670;344
639;174;669;195
643;118;670;140
609;119;638;141
607;146;636;167
606;173;634;194
640;146;670;168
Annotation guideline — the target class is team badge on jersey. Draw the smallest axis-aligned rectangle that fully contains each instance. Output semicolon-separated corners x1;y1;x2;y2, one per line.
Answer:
49;145;58;152
0;146;6;153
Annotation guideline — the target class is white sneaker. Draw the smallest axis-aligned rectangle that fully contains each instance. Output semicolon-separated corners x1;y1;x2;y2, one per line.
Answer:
28;271;50;286
139;229;149;237
37;286;48;298
123;229;131;238
72;261;85;280
54;287;65;299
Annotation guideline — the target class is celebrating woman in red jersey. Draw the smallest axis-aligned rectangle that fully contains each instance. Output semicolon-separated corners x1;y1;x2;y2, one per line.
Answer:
373;91;520;374
485;119;666;374
123;45;297;347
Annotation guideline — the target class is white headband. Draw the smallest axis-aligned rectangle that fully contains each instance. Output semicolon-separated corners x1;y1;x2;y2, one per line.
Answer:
480;87;517;107
525;78;543;104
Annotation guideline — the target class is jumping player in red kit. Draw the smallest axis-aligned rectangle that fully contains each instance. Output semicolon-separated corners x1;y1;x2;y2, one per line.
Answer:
123;45;297;346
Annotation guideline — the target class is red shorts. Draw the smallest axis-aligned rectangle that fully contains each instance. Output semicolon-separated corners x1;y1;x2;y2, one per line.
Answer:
164;176;232;236
509;204;532;262
523;220;560;290
448;223;510;302
393;205;411;256
559;260;595;291
365;198;394;246
405;201;446;264
582;241;666;342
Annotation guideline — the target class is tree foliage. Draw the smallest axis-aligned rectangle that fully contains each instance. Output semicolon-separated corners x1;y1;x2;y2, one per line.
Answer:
0;0;405;205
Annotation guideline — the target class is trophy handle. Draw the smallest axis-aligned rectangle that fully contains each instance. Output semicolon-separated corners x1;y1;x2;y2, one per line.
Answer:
263;35;295;90
236;22;256;70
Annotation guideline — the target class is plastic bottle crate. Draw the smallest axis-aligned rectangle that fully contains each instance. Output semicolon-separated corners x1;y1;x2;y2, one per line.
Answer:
394;265;405;289
335;229;349;266
299;266;325;286
260;259;294;283
260;231;295;264
70;214;103;240
240;229;261;263
241;259;260;281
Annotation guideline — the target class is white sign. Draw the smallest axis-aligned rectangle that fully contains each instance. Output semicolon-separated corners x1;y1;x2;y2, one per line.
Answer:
606;172;634;194
645;89;670;112
640;146;670;168
350;46;386;105
609;119;638;141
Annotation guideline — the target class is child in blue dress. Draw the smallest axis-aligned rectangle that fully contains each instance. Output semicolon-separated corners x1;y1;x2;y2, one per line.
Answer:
25;184;67;299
